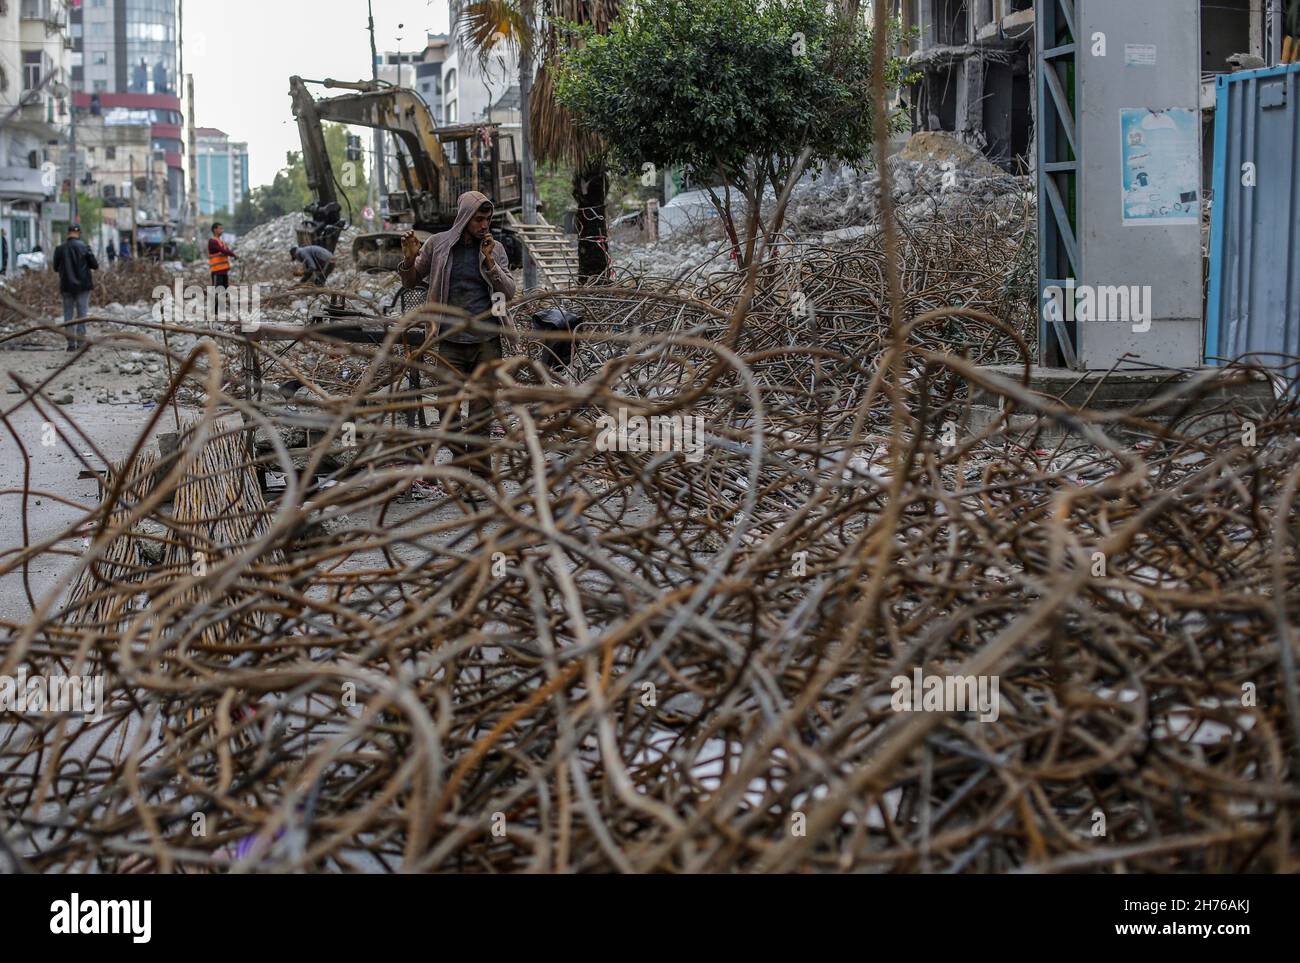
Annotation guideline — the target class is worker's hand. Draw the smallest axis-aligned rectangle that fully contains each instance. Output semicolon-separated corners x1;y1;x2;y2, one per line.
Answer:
481;234;495;270
401;230;421;262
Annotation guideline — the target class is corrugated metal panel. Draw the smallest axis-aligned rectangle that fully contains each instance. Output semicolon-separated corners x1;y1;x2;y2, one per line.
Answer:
1207;63;1300;364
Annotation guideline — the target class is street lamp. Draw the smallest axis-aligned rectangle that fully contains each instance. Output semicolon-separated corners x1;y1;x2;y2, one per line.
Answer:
396;24;405;88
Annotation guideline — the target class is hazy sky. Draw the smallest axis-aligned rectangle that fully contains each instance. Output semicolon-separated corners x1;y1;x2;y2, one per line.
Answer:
184;0;451;188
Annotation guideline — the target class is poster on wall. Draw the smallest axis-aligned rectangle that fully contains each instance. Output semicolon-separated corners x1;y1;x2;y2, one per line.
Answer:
1120;108;1201;225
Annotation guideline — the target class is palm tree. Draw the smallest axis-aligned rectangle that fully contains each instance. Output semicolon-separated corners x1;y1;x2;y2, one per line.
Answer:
463;0;620;284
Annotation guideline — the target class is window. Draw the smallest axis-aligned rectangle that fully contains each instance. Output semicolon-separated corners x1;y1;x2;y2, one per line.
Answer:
22;51;42;91
93;80;107;93
93;52;107;65
445;69;457;93
105;146;116;160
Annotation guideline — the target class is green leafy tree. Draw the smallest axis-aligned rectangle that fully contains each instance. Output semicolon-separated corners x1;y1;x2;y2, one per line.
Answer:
73;192;103;236
231;195;259;234
554;0;912;265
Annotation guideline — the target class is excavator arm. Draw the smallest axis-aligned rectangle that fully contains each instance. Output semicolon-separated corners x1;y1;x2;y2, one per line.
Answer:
288;75;456;251
309;78;452;187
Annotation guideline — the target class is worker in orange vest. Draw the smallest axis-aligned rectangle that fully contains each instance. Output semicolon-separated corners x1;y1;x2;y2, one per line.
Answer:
208;222;237;290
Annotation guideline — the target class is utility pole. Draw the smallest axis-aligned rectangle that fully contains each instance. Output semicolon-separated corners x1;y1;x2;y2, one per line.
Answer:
519;0;537;289
51;82;78;224
187;74;198;244
68;94;78;223
129;155;137;255
368;0;384;228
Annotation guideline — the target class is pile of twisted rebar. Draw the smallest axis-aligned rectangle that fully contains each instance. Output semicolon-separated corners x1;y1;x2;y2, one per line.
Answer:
1;183;1298;874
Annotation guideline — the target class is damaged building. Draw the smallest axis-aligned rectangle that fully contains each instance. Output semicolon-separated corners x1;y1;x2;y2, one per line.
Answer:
890;0;1288;175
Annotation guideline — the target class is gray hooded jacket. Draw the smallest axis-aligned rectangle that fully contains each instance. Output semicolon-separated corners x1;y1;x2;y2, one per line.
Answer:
412;190;516;342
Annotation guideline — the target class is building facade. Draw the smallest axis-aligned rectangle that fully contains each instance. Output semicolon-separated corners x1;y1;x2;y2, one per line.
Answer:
440;4;519;127
68;0;184;245
377;34;450;117
74;112;166;254
891;0;1285;174
194;127;248;216
0;0;72;261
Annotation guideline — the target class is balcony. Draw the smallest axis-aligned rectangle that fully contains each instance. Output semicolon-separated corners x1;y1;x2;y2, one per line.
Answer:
20;0;53;20
7;93;61;135
0;165;51;202
20;0;66;37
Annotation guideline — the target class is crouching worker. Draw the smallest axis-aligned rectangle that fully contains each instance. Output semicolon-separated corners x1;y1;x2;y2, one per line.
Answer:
399;191;516;488
290;244;335;285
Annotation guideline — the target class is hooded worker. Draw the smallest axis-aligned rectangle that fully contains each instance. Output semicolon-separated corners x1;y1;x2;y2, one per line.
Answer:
399;190;516;325
397;190;517;490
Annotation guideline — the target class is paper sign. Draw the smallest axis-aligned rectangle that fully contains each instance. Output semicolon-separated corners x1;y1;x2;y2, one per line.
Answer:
1120;108;1200;225
1125;44;1158;66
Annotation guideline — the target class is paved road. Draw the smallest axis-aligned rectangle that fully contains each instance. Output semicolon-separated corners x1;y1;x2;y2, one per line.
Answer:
0;347;177;623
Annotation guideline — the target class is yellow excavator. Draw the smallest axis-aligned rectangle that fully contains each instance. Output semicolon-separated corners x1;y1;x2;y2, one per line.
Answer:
288;75;524;274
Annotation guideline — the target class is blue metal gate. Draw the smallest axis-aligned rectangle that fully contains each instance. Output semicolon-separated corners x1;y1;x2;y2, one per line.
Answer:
1207;63;1300;365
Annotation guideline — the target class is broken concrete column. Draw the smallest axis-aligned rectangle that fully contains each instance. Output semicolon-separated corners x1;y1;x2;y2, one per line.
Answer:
955;54;987;151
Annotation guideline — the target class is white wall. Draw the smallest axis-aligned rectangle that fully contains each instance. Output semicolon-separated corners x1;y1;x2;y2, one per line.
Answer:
441;6;518;126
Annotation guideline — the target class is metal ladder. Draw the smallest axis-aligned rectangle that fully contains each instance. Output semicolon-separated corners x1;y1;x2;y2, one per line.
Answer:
505;211;579;287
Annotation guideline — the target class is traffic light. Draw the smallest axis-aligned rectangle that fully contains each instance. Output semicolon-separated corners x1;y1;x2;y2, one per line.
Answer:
345;134;362;162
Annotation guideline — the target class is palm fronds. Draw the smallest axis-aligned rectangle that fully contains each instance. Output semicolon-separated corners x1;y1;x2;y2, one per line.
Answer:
463;0;532;68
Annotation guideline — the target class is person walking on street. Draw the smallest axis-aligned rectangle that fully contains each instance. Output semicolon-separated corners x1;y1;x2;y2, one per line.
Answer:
398;190;516;488
208;222;237;289
290;244;334;285
52;224;99;351
106;241;116;265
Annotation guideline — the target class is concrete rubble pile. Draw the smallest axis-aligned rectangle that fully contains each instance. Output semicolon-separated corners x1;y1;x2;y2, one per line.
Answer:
612;133;1033;281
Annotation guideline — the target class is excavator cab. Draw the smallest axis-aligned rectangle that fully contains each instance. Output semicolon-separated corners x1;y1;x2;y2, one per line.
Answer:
385;124;521;223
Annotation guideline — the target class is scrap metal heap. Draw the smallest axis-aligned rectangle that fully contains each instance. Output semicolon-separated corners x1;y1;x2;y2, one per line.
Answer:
1;189;1299;873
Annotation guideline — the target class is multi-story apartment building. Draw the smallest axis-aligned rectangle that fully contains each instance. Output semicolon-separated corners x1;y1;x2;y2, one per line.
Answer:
74;111;166;253
440;3;520;128
377;34;450;118
194;126;248;217
0;0;72;259
68;0;185;232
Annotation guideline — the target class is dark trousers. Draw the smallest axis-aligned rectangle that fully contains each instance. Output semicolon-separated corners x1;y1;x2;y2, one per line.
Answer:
438;338;502;479
303;262;335;286
211;271;230;288
61;290;91;346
